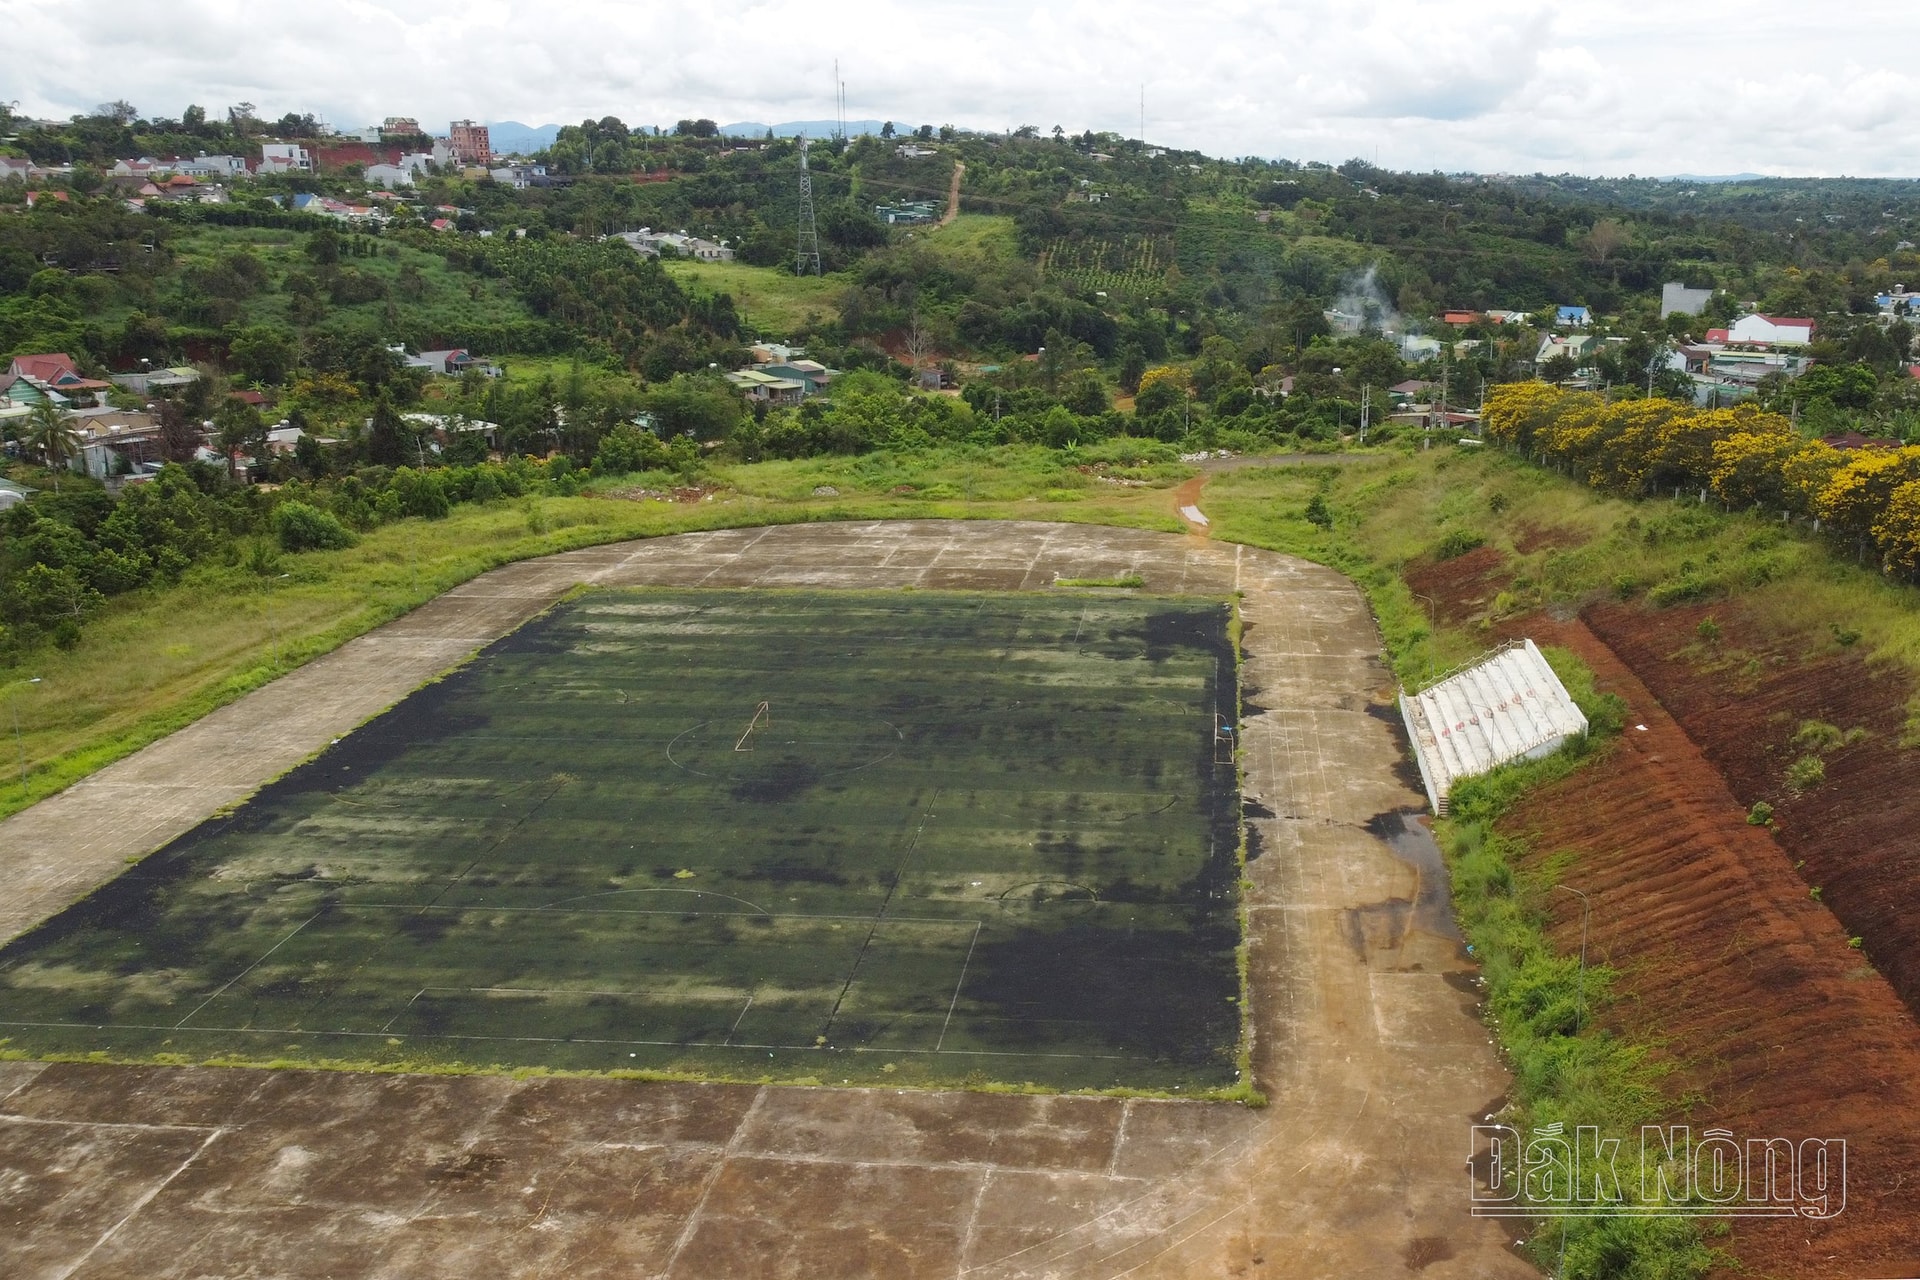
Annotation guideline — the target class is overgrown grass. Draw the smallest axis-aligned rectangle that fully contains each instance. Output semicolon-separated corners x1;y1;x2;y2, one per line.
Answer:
1205;447;1920;719
1053;574;1145;589
918;213;1020;261
1443;747;1716;1278
660;258;850;335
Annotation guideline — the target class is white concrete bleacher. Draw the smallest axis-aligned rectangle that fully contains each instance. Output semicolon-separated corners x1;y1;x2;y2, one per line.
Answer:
1398;639;1588;814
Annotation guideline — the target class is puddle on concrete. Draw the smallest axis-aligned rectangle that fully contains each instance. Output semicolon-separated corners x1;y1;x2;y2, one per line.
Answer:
1363;810;1464;942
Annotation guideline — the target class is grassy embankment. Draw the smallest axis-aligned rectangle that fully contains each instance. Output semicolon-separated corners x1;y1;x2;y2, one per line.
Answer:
661;258;849;337
1205;445;1920;1275
0;446;1184;823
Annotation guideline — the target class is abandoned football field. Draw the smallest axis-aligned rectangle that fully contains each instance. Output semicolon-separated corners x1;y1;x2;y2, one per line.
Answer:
0;520;1531;1278
0;590;1243;1092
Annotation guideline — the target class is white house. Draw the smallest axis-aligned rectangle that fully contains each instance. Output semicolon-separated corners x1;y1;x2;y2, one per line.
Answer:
258;143;312;174
364;163;413;188
176;153;248;177
615;228;734;261
1727;314;1814;346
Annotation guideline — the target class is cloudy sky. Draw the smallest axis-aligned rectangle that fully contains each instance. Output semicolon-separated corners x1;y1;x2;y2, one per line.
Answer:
7;0;1917;176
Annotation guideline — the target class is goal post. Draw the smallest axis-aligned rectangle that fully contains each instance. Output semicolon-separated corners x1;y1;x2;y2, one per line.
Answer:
735;701;772;752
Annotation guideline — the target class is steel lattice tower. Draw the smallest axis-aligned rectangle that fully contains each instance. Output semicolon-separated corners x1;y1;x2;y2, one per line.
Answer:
795;137;822;276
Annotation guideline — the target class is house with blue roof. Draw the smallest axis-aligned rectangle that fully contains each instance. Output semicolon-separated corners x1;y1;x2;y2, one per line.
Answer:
1556;305;1591;327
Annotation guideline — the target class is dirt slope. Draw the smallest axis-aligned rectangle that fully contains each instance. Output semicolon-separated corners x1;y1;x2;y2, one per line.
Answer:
1502;614;1920;1277
1584;600;1920;1012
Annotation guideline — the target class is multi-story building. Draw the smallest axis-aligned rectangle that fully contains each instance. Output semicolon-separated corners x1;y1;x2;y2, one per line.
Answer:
449;120;491;165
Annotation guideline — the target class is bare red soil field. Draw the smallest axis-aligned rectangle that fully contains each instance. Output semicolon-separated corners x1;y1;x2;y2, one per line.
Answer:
1408;543;1920;1276
1584;599;1920;1013
1405;544;1512;626
1506;615;1920;1278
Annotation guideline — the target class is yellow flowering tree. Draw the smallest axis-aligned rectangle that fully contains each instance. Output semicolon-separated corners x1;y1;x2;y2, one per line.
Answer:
1874;479;1920;578
1781;441;1846;517
1482;382;1570;453
1709;428;1801;511
1816;447;1920;545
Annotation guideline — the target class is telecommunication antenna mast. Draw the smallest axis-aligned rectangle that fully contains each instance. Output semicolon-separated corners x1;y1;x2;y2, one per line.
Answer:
833;60;847;143
795;137;822;276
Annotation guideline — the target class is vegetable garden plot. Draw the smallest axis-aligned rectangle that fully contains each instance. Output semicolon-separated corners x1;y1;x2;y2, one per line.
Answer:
0;590;1244;1092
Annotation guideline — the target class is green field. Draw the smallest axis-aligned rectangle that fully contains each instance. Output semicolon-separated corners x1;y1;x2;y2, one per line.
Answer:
661;259;849;336
0;589;1244;1092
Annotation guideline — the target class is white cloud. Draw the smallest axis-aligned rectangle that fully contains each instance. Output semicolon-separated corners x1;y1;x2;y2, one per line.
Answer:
6;0;1919;175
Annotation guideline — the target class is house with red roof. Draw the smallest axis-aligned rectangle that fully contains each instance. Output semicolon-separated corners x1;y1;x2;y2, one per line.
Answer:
1727;315;1814;346
6;354;112;407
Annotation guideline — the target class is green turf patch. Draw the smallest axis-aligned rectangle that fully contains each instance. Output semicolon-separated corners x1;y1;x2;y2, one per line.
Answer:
0;589;1246;1093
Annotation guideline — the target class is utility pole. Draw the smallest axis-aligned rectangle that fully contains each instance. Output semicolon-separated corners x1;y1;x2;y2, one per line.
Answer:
795;138;821;276
1358;384;1370;443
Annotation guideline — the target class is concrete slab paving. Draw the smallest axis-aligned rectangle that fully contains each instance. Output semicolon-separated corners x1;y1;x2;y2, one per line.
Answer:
0;520;1535;1278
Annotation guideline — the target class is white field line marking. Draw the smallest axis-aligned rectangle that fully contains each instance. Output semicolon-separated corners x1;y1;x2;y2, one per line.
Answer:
49;1126;226;1280
934;922;983;1052
381;987;427;1033
1106;1202;1246;1278
0;1114;218;1135
954;1165;995;1279
724;994;754;1044
173;912;321;1029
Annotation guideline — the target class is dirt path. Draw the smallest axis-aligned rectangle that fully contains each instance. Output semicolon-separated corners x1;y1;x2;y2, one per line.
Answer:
939;161;965;226
0;522;1529;1279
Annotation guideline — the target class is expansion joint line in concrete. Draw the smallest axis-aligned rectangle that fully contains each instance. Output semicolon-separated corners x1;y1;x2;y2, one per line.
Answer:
47;1125;228;1280
655;1085;767;1280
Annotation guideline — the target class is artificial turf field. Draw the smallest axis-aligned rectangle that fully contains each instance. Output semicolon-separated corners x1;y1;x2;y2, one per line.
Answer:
0;589;1244;1092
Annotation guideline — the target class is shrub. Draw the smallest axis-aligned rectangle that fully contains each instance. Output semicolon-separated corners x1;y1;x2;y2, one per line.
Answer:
1649;573;1716;606
1785;754;1826;792
273;501;355;552
388;468;450;519
1791;720;1843;752
1695;617;1721;643
1746;800;1774;826
1433;528;1485;561
1304;493;1333;529
593;424;669;476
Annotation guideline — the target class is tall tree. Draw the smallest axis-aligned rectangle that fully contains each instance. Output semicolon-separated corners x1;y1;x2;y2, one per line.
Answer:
22;400;81;486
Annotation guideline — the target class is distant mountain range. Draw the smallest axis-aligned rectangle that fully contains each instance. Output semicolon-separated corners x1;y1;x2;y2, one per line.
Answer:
484;121;562;156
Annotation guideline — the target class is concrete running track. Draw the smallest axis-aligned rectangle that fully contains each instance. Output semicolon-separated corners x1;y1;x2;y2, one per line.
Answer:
0;520;1534;1279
